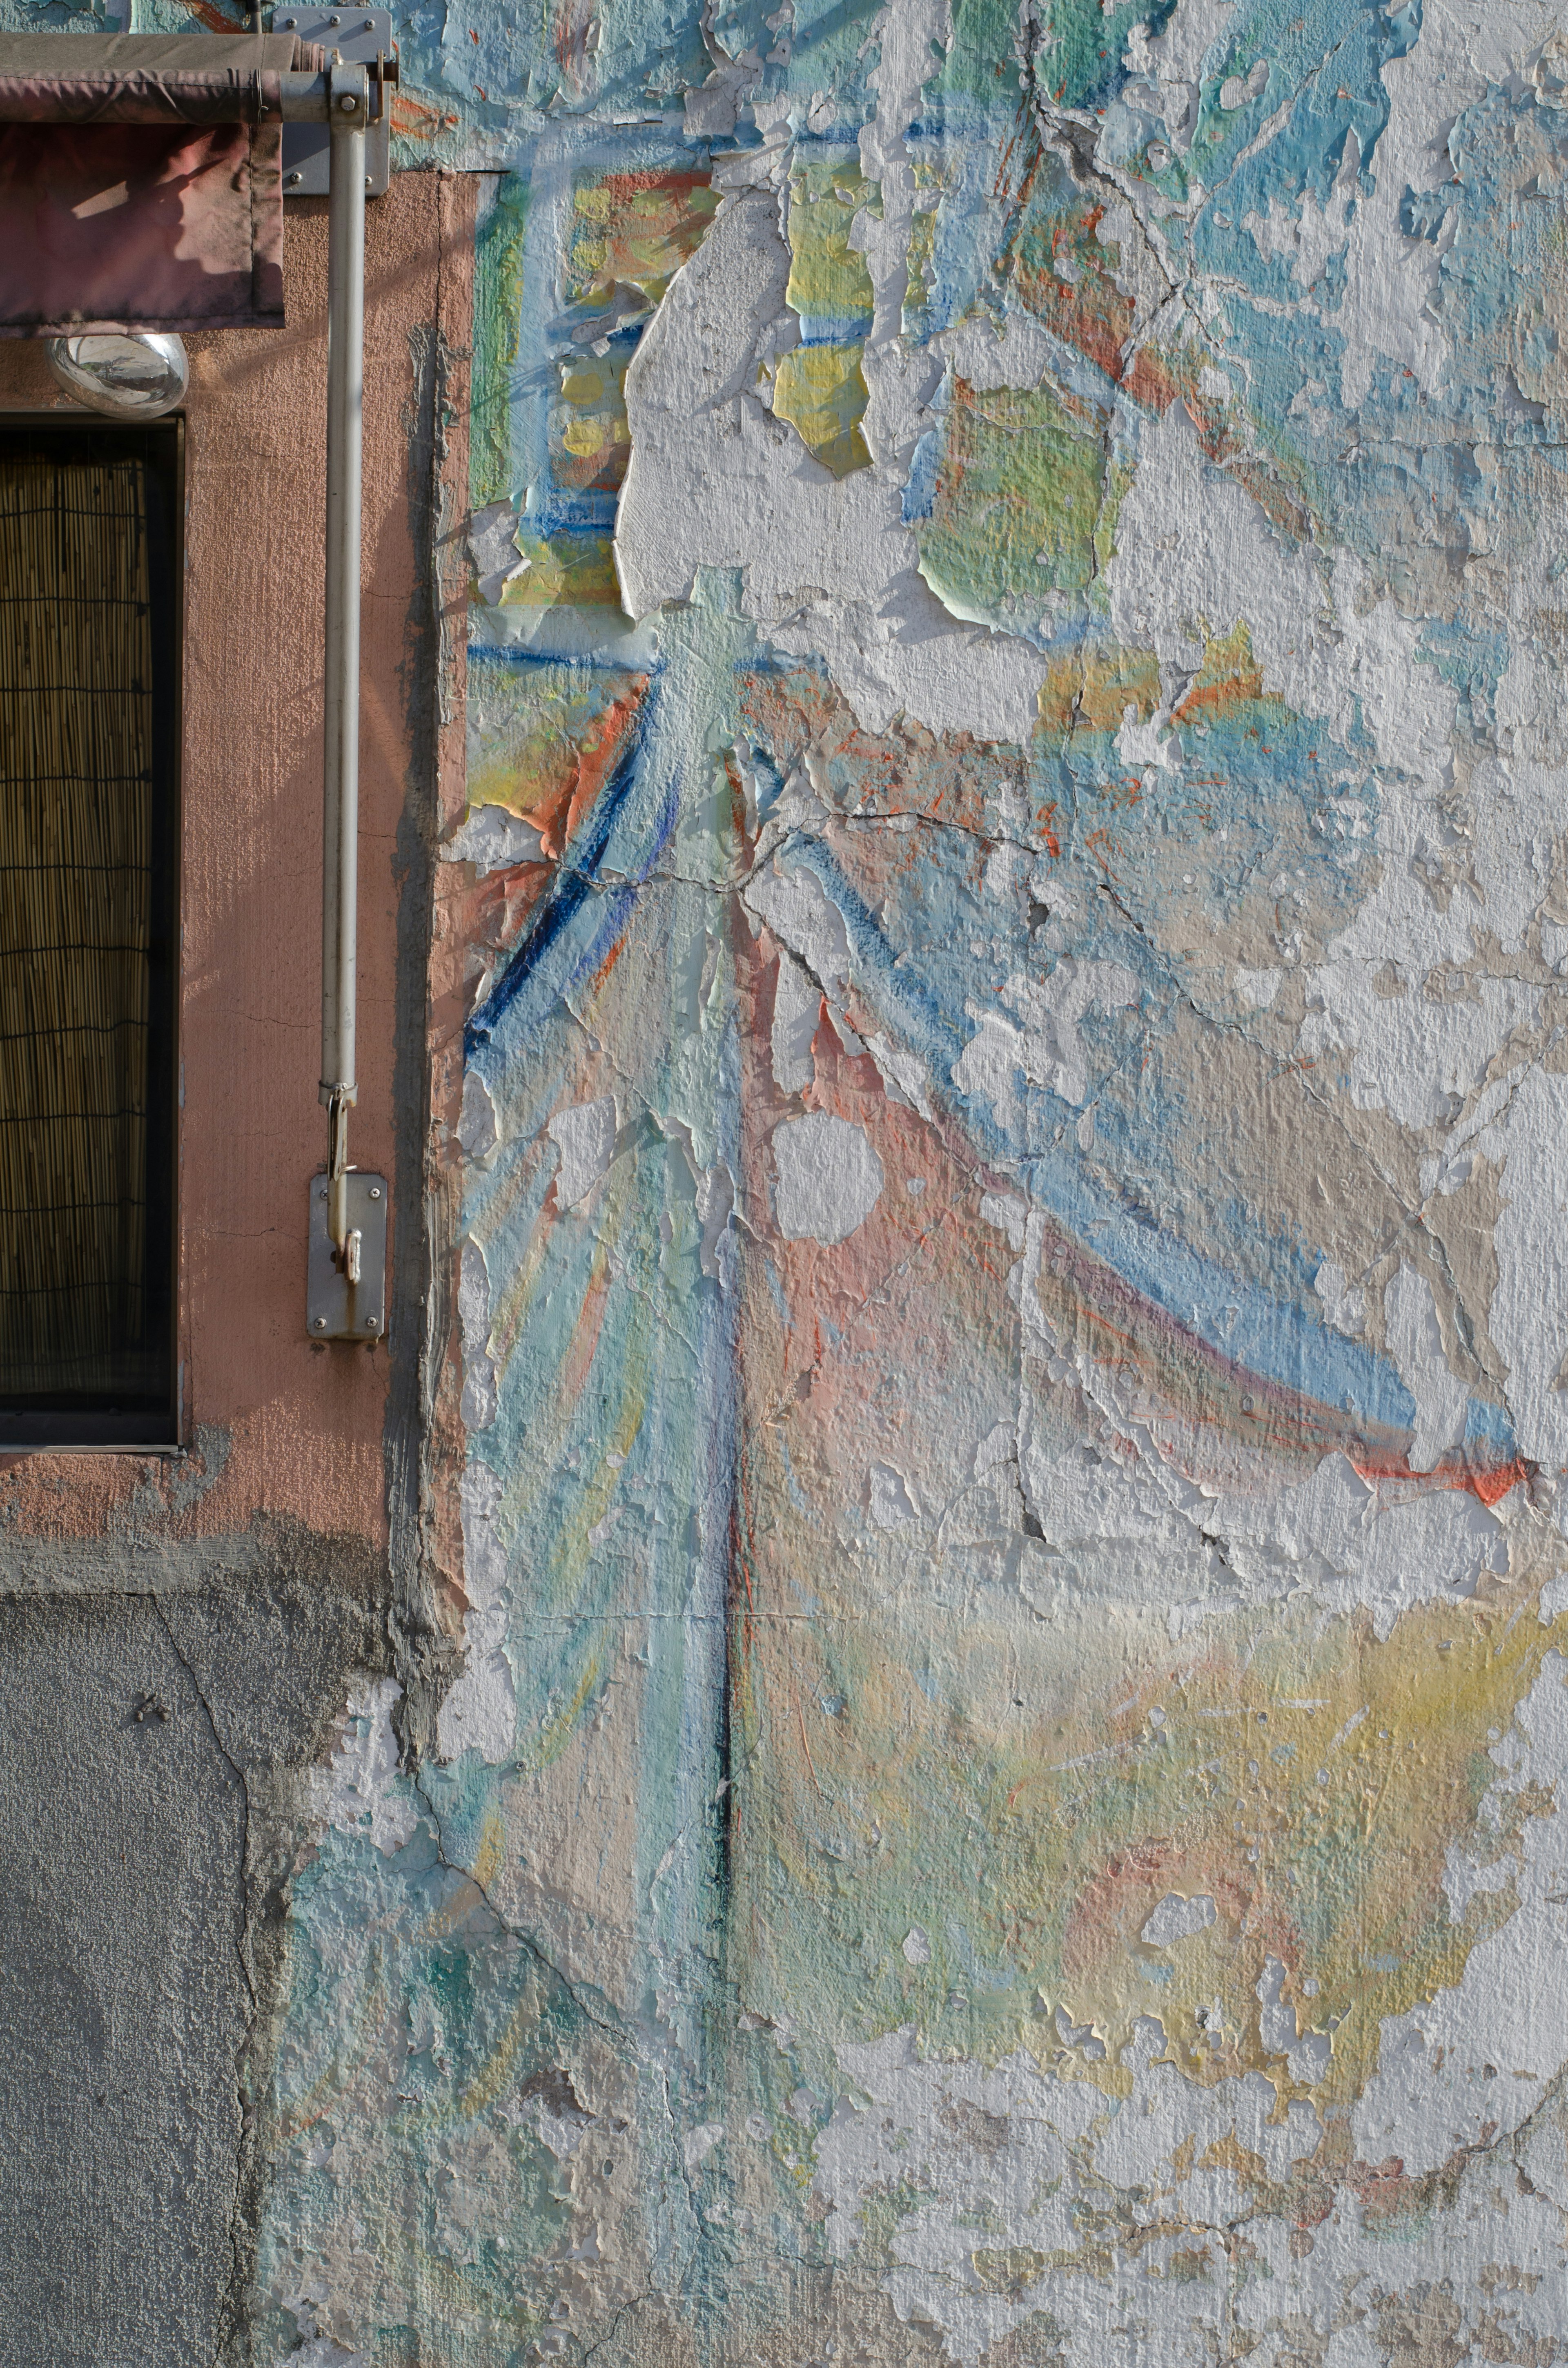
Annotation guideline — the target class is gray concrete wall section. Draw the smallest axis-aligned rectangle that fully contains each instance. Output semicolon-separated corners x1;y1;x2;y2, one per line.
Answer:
0;1592;247;2368
0;1569;393;2368
0;165;464;2368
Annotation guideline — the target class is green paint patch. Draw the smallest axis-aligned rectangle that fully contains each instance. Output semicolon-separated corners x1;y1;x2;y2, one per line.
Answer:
914;377;1108;629
773;156;877;478
732;1555;1566;2118
551;349;634;495
466;656;647;837
564;167;719;314
925;0;1025;116
499;531;623;611
773;344;873;480
470;176;529;512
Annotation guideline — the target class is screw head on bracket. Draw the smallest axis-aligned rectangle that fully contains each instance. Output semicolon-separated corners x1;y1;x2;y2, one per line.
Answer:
369;1187;381;1199
366;1317;379;1331
313;1316;327;1331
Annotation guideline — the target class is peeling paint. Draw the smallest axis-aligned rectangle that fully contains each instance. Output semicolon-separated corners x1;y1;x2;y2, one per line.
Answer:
252;0;1568;2331
10;0;1568;2354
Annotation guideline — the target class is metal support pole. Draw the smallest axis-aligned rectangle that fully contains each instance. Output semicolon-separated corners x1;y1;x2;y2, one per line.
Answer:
320;57;368;1260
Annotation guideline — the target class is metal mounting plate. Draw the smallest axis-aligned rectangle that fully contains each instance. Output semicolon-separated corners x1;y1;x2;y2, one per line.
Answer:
273;7;393;197
306;1171;388;1341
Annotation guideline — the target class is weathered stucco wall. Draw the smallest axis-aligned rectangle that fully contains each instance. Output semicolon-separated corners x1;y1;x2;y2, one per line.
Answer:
0;167;471;2359
0;169;471;1551
10;0;1568;2361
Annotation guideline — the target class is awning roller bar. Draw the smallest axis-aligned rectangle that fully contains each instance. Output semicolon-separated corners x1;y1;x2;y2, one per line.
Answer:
0;38;397;122
283;65;397;120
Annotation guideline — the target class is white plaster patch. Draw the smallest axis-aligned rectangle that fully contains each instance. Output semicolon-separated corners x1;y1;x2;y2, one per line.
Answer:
1196;1451;1507;1638
443;803;547;873
1109;408;1458;798
1353;1655;1568;2177
972;1421;1013;1478
1383;1265;1468;1474
1123;0;1234;155
768;948;820;1094
616;188;1052;740
813;2022;1323;2364
868;1461;918;1528
935;309;1058;395
437;1460;518;1765
1296;743;1558;1135
954;959;1140;1123
458;1069;498;1165
458;1235;497;1432
548;1095;618;1209
1114;702;1180;775
772;1112;884;1243
310;1679;419;1858
1013;1396;1508;1634
1140;1891;1217;1947
1233;964;1281;1010
745;859;852;994
467;497;529;606
864;1031;936;1120
682;2121;725;2174
978;1191;1027;1251
1486;1063;1568;1467
1314;1258;1365;1338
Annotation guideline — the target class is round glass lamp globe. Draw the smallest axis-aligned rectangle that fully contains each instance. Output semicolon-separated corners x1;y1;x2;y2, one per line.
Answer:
45;333;189;419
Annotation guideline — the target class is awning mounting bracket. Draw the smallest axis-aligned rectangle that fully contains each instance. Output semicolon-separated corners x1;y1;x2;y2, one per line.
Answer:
274;7;394;196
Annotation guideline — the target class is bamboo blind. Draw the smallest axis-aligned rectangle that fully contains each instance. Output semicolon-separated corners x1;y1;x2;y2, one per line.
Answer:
0;449;156;1402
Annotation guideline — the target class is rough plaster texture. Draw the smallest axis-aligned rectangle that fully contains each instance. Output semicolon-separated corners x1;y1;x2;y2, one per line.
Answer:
0;1594;247;2368
10;0;1568;2363
0;166;468;1546
0;161;470;2368
0;1572;391;2368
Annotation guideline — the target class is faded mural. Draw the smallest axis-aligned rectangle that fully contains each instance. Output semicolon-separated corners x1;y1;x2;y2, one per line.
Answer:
76;0;1568;2355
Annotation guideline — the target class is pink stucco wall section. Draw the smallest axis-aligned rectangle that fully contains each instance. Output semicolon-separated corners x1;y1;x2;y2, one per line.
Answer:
0;169;474;1556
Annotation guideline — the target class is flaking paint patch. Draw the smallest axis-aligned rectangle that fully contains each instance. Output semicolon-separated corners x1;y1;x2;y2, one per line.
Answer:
235;0;1568;2355
772;1110;885;1242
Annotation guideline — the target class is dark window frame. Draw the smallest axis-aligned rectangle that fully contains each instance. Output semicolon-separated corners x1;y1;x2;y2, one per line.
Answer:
0;411;183;1453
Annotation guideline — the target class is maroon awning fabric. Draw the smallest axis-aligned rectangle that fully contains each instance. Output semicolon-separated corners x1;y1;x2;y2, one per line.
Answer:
0;35;323;336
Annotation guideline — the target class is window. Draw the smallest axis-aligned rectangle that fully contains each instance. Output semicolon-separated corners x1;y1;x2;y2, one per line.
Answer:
0;418;180;1448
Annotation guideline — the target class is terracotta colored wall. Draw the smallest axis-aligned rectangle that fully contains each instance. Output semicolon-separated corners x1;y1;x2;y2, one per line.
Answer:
0;170;472;1554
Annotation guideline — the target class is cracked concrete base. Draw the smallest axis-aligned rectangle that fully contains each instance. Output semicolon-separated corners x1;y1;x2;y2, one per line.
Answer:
0;1565;391;2368
0;1593;248;2368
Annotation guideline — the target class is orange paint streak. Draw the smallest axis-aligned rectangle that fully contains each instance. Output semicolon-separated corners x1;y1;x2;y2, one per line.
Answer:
528;682;648;860
1124;346;1181;413
1173;670;1266;724
390;92;451;138
555;1250;612;1412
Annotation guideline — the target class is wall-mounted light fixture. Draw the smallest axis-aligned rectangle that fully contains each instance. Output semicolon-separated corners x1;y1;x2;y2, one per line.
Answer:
45;332;189;419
